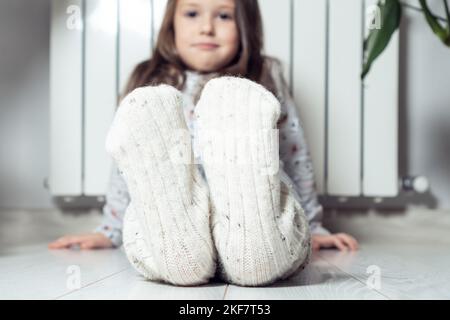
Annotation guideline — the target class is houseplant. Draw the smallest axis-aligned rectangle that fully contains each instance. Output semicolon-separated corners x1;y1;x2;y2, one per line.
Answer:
363;0;450;79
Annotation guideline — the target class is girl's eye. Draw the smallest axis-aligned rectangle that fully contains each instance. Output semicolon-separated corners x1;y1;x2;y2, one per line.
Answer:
183;10;233;20
185;10;198;18
218;12;233;20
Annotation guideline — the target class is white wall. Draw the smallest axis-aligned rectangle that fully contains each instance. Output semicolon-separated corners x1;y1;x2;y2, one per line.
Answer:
0;0;53;208
0;0;448;209
399;3;450;209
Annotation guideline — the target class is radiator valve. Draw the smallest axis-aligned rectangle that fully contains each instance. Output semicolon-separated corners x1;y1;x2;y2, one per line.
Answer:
401;175;430;194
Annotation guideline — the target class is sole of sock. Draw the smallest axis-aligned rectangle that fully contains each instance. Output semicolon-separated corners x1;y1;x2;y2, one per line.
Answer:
106;85;216;286
196;77;311;286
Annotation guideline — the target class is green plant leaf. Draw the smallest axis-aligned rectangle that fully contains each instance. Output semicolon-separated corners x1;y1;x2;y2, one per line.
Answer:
362;0;402;79
444;0;450;33
418;0;450;46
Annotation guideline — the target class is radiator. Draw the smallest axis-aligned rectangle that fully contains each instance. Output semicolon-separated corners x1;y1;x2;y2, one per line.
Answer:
49;0;399;200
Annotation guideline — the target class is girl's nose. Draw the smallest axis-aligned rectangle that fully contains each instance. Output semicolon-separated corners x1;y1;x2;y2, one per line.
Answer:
200;16;214;35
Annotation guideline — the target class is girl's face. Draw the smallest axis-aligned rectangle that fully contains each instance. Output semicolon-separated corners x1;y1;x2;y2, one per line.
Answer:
174;0;239;72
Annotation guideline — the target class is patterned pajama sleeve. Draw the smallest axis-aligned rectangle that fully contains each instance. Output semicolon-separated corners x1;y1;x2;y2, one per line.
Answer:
94;164;130;247
270;59;331;236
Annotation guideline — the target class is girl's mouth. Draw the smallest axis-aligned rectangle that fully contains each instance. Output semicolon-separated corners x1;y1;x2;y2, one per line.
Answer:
194;43;219;50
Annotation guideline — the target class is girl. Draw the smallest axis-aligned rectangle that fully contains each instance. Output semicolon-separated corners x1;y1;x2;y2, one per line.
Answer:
49;0;358;285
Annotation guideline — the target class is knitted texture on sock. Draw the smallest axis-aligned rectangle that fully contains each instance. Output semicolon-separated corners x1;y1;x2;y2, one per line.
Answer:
105;85;217;286
195;77;311;286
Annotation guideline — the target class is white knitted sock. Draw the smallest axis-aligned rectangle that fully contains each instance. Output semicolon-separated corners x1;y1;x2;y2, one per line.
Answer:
105;85;216;286
195;77;311;286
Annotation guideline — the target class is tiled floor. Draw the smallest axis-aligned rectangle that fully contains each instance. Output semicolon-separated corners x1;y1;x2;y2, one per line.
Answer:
1;207;449;299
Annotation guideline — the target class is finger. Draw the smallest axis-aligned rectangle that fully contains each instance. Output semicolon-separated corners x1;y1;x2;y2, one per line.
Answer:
354;239;359;250
80;241;96;250
336;233;356;251
333;238;348;251
311;237;332;249
347;236;359;250
48;237;75;249
348;234;359;250
337;234;358;251
56;236;84;248
48;241;67;249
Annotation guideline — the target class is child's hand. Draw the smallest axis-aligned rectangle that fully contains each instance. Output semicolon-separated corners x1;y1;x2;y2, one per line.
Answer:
48;233;114;250
312;233;359;251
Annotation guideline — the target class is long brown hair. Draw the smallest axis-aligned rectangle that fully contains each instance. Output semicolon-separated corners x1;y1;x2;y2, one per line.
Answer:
121;0;278;104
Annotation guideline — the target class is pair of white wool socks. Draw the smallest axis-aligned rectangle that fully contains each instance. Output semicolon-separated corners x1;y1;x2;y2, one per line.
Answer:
105;78;311;287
